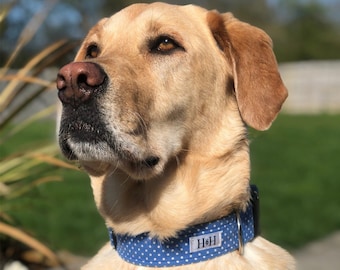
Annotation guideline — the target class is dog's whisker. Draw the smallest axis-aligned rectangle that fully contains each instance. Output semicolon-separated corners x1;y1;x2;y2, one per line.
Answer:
108;163;119;178
127;111;148;137
120;174;130;187
174;155;180;168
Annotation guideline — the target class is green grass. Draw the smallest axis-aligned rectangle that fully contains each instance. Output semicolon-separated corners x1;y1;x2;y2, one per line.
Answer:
250;114;340;250
2;115;340;255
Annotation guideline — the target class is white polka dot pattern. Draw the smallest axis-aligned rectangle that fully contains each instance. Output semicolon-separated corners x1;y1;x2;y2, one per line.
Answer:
108;204;255;267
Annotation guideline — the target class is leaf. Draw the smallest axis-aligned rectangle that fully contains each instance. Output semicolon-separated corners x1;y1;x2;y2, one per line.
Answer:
0;221;62;267
0;1;14;24
6;176;62;199
0;0;59;75
0;74;53;87
0;39;68;112
1;105;57;141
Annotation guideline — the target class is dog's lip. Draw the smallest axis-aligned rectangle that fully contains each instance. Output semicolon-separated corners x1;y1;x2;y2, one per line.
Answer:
81;160;112;176
143;156;160;167
59;139;78;160
79;154;162;179
59;117;162;178
124;156;160;171
60;134;162;177
121;155;163;180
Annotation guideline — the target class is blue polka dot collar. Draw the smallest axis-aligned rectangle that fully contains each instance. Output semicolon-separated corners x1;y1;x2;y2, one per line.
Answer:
108;195;258;267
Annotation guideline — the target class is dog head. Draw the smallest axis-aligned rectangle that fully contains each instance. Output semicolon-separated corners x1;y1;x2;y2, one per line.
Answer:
56;3;287;181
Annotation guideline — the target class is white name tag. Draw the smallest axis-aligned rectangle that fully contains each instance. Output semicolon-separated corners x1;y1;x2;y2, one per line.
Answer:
189;231;222;253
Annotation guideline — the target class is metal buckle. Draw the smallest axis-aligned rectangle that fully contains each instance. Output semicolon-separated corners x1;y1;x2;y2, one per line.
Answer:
236;211;244;255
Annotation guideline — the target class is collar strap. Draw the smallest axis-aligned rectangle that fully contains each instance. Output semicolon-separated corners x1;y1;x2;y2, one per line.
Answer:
108;187;259;268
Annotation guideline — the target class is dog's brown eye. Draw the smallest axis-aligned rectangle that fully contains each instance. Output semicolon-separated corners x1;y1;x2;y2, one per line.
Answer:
157;38;176;52
150;36;183;54
86;44;100;59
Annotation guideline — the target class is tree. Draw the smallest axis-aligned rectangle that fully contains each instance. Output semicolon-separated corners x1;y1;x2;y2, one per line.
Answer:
274;1;340;61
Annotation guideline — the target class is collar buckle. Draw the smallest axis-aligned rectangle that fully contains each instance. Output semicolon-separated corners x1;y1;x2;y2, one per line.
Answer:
236;211;244;255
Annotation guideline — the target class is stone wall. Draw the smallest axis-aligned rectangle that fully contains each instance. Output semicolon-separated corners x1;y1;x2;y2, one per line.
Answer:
280;60;340;114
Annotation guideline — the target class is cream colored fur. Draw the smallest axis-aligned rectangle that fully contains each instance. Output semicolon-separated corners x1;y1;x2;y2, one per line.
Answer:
57;2;295;269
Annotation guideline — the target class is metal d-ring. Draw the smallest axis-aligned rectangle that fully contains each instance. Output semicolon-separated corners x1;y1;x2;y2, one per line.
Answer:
236;211;244;255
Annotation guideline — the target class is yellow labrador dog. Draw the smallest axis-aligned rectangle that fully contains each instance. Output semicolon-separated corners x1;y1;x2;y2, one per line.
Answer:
56;2;295;269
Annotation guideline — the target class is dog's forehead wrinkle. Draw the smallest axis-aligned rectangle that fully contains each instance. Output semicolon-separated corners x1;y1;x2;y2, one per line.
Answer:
103;3;207;40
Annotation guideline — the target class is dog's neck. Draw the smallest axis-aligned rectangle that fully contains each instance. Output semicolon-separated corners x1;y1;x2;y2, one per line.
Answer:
90;147;251;239
90;104;251;239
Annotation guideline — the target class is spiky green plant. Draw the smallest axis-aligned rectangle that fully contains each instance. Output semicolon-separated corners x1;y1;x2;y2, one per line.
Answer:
0;0;78;267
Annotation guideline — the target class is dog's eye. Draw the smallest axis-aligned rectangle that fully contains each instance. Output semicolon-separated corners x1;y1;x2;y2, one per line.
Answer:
86;44;100;59
150;36;183;54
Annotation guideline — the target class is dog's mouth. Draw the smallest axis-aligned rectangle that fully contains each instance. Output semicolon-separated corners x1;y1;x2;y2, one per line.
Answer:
59;116;162;179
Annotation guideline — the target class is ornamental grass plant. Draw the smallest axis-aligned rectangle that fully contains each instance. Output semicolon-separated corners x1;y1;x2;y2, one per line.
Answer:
0;1;77;268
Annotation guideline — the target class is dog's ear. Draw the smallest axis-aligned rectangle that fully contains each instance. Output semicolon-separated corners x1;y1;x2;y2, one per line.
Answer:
207;11;288;131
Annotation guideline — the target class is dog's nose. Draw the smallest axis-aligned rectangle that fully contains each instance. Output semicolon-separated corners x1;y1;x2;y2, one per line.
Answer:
56;62;106;107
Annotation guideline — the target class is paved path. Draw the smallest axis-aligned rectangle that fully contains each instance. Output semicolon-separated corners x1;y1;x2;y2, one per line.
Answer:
293;231;340;270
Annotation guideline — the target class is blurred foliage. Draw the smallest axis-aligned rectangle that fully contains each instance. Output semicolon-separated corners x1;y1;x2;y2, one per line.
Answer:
272;1;340;62
0;1;78;268
1;0;340;67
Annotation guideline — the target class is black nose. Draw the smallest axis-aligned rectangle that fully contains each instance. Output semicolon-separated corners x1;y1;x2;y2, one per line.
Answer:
56;62;107;107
